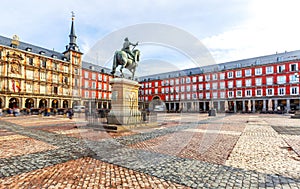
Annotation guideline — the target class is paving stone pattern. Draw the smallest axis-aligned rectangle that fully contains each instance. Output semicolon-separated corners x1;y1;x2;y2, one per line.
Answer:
0;115;300;188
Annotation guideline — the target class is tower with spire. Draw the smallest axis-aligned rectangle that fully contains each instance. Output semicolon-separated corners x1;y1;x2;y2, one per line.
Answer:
63;12;83;106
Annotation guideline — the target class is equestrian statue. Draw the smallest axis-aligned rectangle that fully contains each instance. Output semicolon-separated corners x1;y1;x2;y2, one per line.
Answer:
111;37;140;79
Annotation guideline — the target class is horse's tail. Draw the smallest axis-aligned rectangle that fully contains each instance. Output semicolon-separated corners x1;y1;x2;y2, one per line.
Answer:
111;51;118;75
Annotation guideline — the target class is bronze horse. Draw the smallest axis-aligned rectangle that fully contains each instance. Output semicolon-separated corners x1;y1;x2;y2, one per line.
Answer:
111;49;140;79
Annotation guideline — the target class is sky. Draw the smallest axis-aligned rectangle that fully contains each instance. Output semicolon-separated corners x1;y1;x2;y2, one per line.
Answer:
1;0;300;76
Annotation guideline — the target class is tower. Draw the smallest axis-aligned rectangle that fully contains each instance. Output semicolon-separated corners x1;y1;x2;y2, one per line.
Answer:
63;12;83;107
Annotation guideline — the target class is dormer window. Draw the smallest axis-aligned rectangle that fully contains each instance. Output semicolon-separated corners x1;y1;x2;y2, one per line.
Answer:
52;55;57;59
39;51;45;55
62;57;67;61
26;48;32;52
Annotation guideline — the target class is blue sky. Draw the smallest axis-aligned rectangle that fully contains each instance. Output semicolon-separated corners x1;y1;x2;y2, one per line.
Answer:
1;0;300;76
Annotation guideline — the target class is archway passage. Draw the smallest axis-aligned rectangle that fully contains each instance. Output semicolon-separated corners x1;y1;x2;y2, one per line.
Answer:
52;99;58;108
63;100;68;108
39;99;47;108
25;98;34;108
0;98;3;108
9;98;19;108
72;101;79;108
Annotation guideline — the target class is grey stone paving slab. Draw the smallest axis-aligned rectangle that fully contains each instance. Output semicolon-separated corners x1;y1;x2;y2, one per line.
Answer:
272;126;300;135
0;118;300;188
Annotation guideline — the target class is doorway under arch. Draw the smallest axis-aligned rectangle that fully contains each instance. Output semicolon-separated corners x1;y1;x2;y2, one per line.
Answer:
9;98;19;108
25;98;34;108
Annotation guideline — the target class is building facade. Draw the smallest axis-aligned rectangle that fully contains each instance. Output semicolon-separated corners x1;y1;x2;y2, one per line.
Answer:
138;50;300;113
81;62;112;112
0;15;82;110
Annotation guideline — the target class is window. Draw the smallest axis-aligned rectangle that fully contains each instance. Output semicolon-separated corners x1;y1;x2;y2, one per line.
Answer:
290;87;299;95
85;81;89;88
266;66;274;74
74;79;78;87
92;92;96;98
64;66;68;73
27;57;34;65
236;80;242;88
198;84;203;90
85;91;89;98
205;92;210;99
256;89;262;96
98;74;102;81
166;95;169;101
92;82;96;89
266;77;273;85
212;83;218;89
205;75;210;81
103;84;107;91
26;84;33;93
198;76;203;82
84;72;89;78
186;85;191;92
26;70;34;79
92;73;96;80
236;70;242;78
98;83;102;89
246;90;252;97
103;75;107;82
175;79;179;85
277;65;285;73
220;92;225;98
180;86;185;92
53;86;58;94
228;81;233;88
255;78;262;86
267;88;274;96
192;85;197;91
40;72;46;81
192;77;197;83
181;94;185;100
290;64;298;72
205;83;210;90
212;74;218;80
277;76;286;84
186;77;191;83
255;68;262;75
155;82;158;87
228;91;234;98
198;93;203;99
228;72;233;78
245;69;252;77
40;60;46;68
187;94;191;100
219;73;225;80
213;92;218;99
236;90;242;97
192;93;197;99
290;74;299;83
53;74;58;83
220;82;225;89
155;89;158;94
180;78;185;84
278;87;285;95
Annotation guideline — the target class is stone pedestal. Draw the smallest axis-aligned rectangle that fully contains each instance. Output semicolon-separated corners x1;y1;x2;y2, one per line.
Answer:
107;78;142;125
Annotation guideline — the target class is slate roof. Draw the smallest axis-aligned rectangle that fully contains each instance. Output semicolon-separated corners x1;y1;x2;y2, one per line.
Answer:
0;35;68;61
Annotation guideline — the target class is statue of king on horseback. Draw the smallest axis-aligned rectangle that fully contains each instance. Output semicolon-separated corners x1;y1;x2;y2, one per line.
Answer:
111;37;140;79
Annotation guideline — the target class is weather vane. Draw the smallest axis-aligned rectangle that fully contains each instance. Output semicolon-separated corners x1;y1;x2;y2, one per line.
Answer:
71;11;75;20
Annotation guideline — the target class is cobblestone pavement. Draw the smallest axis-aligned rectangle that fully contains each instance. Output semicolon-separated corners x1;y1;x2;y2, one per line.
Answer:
0;114;300;188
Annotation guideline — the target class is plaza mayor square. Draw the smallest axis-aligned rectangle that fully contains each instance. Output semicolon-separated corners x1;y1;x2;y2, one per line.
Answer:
0;1;300;189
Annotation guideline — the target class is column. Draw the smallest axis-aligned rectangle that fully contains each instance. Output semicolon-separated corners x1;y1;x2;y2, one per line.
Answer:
274;99;278;111
21;97;25;109
203;102;206;111
252;99;256;113
217;101;221;112
233;100;237;113
242;100;245;112
262;99;266;112
286;99;290;112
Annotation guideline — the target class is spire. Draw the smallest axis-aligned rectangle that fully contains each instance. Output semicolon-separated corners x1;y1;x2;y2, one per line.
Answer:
66;11;80;52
